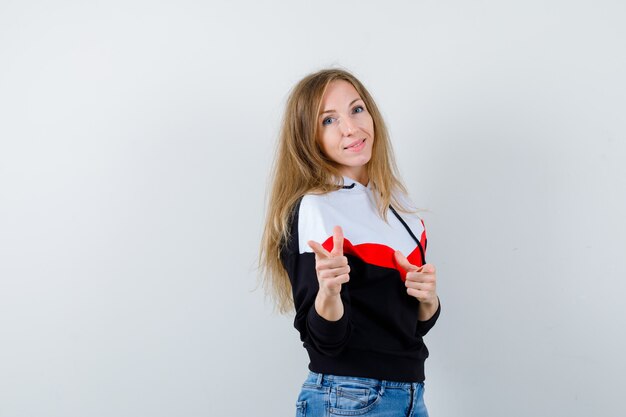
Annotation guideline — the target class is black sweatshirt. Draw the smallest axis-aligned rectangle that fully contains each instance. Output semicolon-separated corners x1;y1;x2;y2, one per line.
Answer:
280;176;440;382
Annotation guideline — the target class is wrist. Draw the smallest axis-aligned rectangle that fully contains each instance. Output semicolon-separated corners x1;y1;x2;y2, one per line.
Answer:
421;295;438;308
418;296;439;321
315;292;344;321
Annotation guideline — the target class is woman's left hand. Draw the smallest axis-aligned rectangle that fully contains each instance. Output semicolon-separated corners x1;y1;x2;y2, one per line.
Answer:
394;251;439;318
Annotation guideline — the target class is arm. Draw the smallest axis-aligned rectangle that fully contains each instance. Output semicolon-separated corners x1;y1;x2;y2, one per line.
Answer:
308;225;350;322
394;251;441;337
315;291;344;322
418;296;439;322
280;201;352;356
416;296;441;337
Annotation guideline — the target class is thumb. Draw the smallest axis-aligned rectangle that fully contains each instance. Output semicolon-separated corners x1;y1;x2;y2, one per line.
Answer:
308;240;331;259
330;225;344;257
394;250;418;272
420;263;436;274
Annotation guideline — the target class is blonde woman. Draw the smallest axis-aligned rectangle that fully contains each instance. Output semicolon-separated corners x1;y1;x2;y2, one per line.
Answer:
260;68;440;417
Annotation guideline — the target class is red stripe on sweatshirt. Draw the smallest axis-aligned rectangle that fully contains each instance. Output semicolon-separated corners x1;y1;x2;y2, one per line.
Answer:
321;237;423;281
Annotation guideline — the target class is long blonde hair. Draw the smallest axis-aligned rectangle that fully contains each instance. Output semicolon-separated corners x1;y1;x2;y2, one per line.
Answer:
259;68;413;313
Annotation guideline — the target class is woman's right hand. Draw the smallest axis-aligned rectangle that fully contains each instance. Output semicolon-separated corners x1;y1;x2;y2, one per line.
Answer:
307;226;350;320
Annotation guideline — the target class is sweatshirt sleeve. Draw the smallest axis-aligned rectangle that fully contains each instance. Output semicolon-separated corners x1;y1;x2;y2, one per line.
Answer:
416;298;441;337
409;214;440;337
280;198;352;357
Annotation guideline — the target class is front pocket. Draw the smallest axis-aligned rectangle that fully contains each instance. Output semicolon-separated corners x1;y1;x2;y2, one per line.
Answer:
336;386;370;407
295;400;306;417
329;380;382;415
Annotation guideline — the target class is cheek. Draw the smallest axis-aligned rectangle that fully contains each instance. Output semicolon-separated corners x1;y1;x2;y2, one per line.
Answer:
367;117;374;134
317;132;335;156
358;115;375;135
320;131;340;152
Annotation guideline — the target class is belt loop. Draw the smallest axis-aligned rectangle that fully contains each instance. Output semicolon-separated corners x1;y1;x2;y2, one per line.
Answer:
316;372;323;386
406;383;416;417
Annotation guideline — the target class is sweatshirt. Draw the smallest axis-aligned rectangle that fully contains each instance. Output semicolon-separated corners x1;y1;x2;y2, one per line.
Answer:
279;175;440;382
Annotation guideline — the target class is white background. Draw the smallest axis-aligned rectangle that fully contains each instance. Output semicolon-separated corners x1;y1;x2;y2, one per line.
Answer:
1;1;625;416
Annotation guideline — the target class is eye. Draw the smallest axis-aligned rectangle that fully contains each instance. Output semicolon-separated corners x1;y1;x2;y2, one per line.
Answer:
353;105;364;113
322;117;335;126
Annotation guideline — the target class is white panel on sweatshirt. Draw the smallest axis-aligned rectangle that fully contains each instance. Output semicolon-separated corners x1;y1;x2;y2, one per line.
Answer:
297;176;425;257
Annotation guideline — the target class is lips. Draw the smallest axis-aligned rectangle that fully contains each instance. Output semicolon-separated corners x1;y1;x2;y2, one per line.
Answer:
344;138;366;149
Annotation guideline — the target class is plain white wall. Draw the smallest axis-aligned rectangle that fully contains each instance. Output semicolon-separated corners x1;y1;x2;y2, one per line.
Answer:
1;1;625;416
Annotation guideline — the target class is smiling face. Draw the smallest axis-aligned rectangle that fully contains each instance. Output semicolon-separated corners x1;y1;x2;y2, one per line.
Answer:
317;80;375;184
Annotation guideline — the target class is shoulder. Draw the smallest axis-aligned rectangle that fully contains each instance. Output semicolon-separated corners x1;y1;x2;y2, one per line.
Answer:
298;189;343;220
289;190;348;255
392;190;424;219
391;189;427;237
393;188;418;211
281;191;333;256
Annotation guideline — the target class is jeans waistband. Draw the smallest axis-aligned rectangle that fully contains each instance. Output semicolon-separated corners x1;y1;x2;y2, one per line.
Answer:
305;371;423;390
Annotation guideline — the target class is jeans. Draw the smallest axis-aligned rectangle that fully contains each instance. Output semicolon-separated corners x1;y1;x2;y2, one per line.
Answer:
295;372;429;417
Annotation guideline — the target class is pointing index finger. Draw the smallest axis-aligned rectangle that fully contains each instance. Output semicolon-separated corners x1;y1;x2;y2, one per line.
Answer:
330;226;344;257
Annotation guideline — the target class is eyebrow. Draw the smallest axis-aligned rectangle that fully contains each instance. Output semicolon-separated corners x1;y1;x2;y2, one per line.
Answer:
319;98;363;116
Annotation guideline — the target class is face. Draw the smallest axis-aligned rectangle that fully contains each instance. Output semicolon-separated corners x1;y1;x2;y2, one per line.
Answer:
317;80;374;183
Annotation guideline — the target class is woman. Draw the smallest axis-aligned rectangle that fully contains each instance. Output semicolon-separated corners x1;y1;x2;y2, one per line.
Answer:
260;68;440;417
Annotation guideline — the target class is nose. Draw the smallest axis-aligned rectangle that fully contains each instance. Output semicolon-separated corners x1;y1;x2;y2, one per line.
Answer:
339;116;356;136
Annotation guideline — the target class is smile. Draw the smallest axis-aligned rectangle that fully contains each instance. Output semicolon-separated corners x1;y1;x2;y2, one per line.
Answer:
344;138;366;151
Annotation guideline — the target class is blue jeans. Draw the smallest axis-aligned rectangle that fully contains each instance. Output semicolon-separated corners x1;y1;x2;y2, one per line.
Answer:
295;372;429;417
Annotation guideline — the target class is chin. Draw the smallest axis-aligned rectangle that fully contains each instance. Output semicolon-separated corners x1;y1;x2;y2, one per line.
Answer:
358;153;373;165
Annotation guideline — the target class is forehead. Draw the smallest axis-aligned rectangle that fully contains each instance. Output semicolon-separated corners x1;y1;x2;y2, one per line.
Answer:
320;80;361;106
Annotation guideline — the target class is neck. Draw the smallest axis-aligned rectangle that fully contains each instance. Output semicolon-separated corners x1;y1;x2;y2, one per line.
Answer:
339;169;368;187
